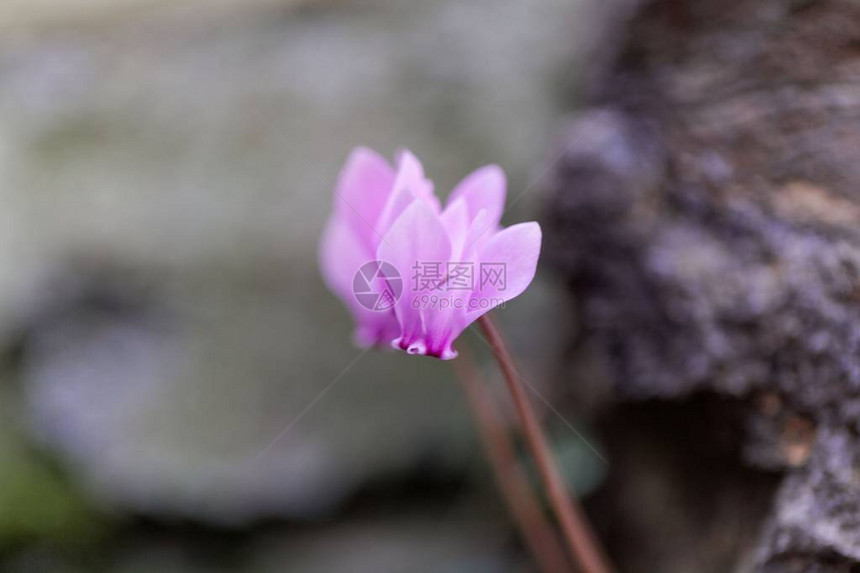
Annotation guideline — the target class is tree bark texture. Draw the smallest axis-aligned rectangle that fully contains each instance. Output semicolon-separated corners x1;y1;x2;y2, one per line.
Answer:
543;1;860;571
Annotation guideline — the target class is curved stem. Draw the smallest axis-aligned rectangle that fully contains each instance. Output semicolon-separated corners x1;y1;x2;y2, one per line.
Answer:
454;347;574;573
477;314;614;573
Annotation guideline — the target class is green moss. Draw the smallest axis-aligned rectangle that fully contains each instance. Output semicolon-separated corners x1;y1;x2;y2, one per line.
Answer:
0;424;102;548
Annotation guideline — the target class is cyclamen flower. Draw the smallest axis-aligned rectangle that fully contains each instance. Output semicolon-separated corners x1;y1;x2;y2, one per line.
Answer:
319;147;541;359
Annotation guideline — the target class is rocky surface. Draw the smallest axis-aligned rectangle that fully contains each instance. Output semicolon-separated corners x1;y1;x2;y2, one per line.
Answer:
544;0;860;570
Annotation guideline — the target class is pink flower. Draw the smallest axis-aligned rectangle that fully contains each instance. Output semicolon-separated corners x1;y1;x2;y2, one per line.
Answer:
319;147;541;359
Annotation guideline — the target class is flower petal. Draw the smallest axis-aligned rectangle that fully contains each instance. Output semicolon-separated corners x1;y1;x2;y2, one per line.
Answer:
440;197;470;260
319;216;367;302
333;147;396;250
447;165;506;229
376;150;439;236
318;216;399;347
461;208;490;259
468;221;542;316
377;200;452;355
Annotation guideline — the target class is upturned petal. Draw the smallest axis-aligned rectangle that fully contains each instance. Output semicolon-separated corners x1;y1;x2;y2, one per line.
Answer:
447;165;506;230
440;197;470;260
318;216;400;347
468;222;542;315
332;147;396;250
376;150;439;236
377;200;453;358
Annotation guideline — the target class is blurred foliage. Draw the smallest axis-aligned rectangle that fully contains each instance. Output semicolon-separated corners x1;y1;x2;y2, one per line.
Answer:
0;0;593;570
0;415;100;548
554;429;608;499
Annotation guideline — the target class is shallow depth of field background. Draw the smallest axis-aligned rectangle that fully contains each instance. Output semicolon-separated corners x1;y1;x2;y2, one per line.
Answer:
0;1;612;571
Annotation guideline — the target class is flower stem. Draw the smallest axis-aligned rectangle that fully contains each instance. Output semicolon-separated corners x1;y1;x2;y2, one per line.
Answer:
477;314;614;573
453;347;574;573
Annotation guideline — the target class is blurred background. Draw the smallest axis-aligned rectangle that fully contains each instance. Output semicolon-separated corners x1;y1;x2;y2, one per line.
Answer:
0;1;609;571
